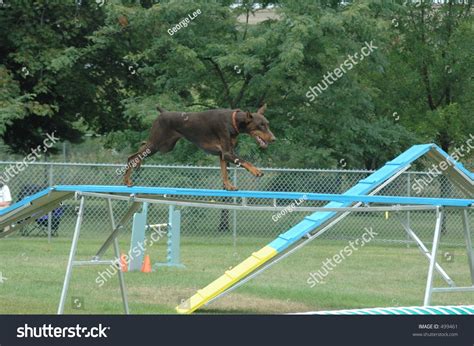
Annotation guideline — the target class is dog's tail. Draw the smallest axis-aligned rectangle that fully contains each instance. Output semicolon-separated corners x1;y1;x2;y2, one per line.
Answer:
156;105;167;113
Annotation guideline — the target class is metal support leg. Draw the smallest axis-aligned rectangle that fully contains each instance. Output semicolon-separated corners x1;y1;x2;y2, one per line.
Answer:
106;199;129;314
462;209;474;285
58;196;85;314
232;167;237;247
406;173;411;248
95;202;141;259
423;207;443;306
398;217;454;286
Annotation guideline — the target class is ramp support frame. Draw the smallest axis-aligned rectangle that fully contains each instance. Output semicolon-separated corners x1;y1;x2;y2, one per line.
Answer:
424;208;474;305
57;196;134;314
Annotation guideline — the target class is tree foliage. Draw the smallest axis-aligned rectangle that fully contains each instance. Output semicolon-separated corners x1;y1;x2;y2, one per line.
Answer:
0;0;472;168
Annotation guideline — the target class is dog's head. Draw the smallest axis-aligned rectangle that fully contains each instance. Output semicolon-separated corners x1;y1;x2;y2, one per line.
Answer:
244;104;276;149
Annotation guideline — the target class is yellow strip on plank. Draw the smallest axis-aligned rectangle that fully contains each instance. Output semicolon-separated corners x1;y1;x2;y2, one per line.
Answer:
176;245;277;314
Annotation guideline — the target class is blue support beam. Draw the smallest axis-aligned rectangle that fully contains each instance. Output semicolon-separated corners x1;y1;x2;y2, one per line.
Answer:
129;203;148;271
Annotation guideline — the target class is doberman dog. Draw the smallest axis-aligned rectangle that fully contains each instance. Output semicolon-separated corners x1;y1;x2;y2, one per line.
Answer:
123;104;276;190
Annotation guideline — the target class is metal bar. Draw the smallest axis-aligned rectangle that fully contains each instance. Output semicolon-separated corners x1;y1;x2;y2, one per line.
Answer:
133;200;440;212
206;164;412;305
398;217;454;286
94;202;141;259
406;173;411;247
71;189;474;207
146;223;167;229
168;204;175;265
75;191;445;213
107;198;130;314
462;209;474;284
232;167;237;248
58;196;85;314
431;286;474;293
72;260;116;266
423;207;443;306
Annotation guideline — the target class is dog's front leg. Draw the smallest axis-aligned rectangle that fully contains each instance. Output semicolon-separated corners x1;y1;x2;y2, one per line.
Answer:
239;160;264;177
222;152;264;178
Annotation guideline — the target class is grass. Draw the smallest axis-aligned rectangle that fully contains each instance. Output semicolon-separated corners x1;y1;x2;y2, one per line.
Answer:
0;233;472;315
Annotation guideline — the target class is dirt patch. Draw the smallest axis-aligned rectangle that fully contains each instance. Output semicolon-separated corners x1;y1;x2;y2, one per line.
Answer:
127;286;312;314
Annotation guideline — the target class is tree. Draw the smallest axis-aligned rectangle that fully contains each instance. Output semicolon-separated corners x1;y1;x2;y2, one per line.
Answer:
383;0;474;152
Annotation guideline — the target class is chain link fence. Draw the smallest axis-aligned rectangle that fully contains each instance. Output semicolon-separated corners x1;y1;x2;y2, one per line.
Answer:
0;160;472;246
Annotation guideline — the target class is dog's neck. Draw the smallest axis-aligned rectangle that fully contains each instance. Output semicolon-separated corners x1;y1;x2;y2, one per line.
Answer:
231;110;248;135
231;110;240;134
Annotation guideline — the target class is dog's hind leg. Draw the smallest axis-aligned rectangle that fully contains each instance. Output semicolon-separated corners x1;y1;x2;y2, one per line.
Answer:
123;132;182;186
219;157;237;191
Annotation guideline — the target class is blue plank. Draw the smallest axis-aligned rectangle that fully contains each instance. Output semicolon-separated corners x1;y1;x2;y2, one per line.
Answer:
52;185;473;207
0;188;55;217
431;144;474;181
385;144;432;165
269;220;317;250
358;165;404;184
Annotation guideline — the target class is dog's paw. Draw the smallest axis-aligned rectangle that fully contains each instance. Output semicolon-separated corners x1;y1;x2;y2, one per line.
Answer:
223;182;238;191
253;169;264;177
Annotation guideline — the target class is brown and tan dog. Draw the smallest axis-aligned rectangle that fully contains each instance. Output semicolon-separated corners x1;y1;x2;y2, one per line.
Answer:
123;104;275;190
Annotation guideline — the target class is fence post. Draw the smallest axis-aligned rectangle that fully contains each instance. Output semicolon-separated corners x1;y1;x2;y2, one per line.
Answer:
47;164;54;243
232;167;237;247
406;172;411;247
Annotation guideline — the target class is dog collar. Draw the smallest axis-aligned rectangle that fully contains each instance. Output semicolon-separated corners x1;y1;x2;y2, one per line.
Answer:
231;110;240;134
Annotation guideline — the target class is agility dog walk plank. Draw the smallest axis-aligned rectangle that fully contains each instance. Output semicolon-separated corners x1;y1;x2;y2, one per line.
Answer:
52;186;473;206
424;144;474;196
0;188;73;234
175;144;474;314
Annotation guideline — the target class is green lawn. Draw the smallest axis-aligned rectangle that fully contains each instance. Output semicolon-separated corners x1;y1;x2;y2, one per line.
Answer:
0;235;472;314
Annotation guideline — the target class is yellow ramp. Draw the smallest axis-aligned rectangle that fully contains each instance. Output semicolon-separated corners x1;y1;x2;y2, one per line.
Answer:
176;245;277;314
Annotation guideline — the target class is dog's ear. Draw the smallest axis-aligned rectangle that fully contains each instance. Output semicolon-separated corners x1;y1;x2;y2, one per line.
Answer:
245;111;253;122
156;105;167;113
257;103;267;115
